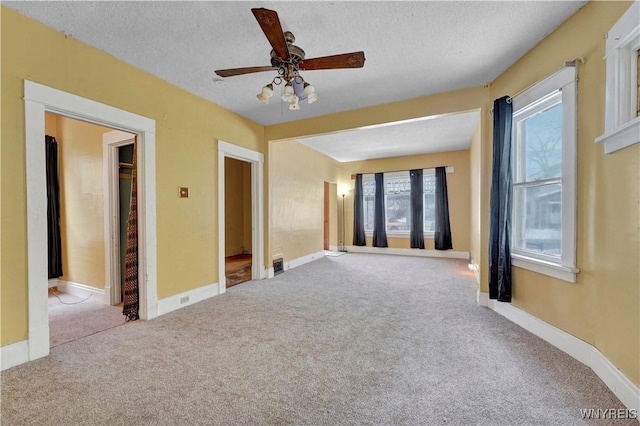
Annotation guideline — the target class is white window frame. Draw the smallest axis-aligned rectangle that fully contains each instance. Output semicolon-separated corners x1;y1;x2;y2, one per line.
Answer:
595;1;640;154
511;66;579;283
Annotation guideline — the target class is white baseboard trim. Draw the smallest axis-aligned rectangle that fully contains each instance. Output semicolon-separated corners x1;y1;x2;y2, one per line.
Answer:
266;251;326;279
48;279;58;288
265;267;275;278
478;292;639;413
1;340;29;371
477;289;489;307
57;280;108;305
285;250;325;271
157;282;220;316
346;245;469;260
329;245;338;252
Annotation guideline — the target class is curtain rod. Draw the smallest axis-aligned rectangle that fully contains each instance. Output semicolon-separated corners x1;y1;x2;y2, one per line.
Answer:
351;166;454;179
489;57;584;115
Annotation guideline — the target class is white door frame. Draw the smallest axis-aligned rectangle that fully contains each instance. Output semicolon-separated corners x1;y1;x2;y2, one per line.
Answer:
24;80;158;362
103;131;136;305
217;140;264;292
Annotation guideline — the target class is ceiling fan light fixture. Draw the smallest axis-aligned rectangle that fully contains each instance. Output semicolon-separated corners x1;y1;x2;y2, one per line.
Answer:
256;83;274;104
303;83;318;104
289;98;300;110
282;82;296;103
214;9;365;112
307;92;319;104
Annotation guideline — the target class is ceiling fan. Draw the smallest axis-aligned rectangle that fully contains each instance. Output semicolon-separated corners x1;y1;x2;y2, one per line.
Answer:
215;8;366;109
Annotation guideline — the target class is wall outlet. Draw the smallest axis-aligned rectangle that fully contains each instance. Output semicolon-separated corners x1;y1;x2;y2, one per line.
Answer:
180;296;189;304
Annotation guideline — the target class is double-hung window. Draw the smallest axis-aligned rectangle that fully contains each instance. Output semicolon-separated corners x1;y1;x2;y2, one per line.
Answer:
595;1;640;153
511;66;579;282
362;170;437;235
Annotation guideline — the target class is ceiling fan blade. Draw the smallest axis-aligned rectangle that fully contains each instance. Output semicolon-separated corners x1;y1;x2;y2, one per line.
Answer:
251;8;290;61
298;52;366;71
215;66;276;78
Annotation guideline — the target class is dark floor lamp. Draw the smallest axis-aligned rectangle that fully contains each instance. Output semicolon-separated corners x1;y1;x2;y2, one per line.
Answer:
339;189;348;252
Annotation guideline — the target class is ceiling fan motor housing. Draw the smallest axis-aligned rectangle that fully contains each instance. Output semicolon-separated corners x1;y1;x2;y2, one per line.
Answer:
270;31;306;67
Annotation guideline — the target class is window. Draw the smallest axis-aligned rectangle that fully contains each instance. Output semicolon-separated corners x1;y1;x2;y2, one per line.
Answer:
595;1;640;153
511;67;578;282
363;177;375;231
385;172;412;232
512;92;563;257
362;171;437;235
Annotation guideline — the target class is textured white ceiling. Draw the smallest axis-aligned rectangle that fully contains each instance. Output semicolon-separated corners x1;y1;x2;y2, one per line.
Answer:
5;1;586;159
298;110;480;162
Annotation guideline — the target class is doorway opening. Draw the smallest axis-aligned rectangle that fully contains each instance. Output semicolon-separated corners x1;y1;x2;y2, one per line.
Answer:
217;141;264;293
24;80;158;363
224;157;252;288
44;113;134;348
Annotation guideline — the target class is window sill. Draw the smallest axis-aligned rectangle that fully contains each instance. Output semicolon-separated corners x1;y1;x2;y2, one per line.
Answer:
511;253;579;283
595;116;640;154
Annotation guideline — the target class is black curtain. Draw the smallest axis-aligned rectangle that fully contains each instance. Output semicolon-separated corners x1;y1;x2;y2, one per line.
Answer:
353;174;366;246
489;96;513;302
410;169;425;249
46;135;63;279
123;141;140;321
434;167;453;250
372;172;388;247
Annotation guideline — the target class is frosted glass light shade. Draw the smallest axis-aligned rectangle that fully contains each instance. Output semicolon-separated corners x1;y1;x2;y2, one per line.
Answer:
282;83;296;102
256;84;273;104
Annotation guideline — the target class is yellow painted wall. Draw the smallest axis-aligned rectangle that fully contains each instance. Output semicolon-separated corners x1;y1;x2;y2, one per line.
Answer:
225;157;251;256
56;114;112;289
269;140;343;262
488;1;638;385
342;150;471;251
1;7;264;346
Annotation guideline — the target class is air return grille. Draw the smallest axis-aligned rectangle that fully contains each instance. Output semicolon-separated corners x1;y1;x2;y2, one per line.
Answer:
273;257;284;275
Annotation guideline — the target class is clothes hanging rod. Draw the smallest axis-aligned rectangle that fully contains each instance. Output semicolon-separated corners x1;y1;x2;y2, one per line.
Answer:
119;162;134;169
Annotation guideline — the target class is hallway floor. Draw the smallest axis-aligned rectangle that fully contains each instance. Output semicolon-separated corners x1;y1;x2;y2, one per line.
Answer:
225;254;252;288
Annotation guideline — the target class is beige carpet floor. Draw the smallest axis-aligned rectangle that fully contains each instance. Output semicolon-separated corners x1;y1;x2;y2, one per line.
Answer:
2;254;634;425
48;288;126;348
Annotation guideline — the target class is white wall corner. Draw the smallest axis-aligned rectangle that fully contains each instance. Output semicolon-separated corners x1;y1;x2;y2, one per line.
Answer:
156;282;220;316
1;340;30;371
